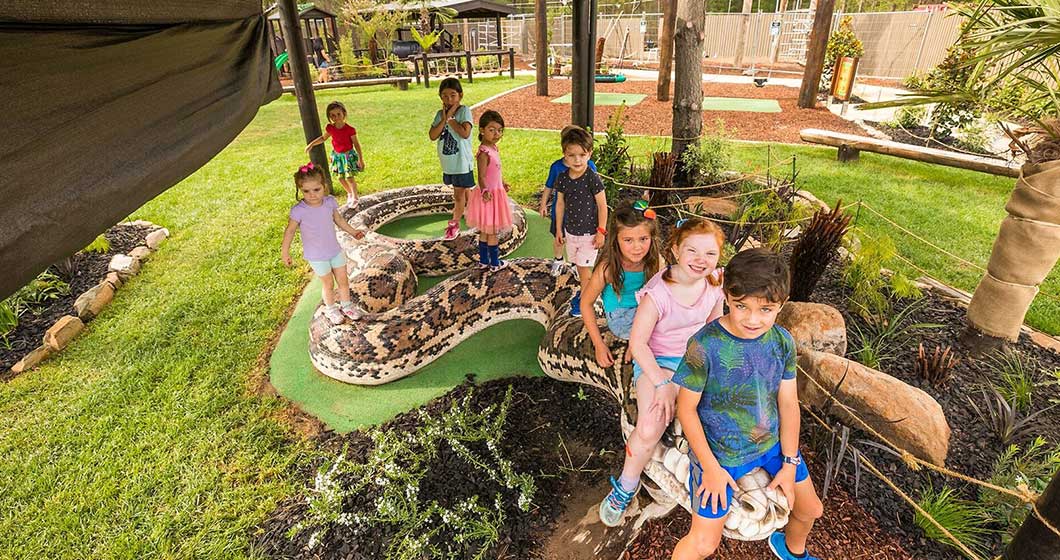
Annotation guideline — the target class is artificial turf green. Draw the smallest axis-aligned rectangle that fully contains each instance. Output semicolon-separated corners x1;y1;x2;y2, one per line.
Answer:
550;92;647;106
701;97;782;113
268;211;556;433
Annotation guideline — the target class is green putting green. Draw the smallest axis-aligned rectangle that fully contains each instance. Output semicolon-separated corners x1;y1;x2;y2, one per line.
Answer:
269;211;556;433
551;92;646;106
701;96;782;113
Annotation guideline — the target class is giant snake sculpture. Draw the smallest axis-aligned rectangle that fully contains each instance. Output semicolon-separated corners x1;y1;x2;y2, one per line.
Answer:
308;185;791;540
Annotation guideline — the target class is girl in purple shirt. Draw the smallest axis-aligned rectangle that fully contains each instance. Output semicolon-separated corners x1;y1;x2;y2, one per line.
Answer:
281;163;366;325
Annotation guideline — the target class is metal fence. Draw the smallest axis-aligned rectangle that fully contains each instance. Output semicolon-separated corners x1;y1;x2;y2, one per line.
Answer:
502;9;962;79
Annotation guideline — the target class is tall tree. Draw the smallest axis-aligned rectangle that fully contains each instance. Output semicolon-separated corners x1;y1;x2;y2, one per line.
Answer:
672;0;706;162
536;0;548;95
797;0;837;108
657;0;677;101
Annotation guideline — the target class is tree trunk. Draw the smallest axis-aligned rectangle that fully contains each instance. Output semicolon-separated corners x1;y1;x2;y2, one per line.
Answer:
964;160;1060;344
1004;467;1060;559
797;0;836;108
672;0;706;165
733;0;754;68
535;0;548;95
277;0;331;189
657;0;677;101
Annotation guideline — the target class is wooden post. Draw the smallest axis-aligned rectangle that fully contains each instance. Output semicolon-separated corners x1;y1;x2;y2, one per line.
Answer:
277;0;331;189
422;52;430;88
509;48;516;79
587;0;597;130
496;16;504;75
657;0;677;101
797;0;836;108
672;0;706;163
1004;470;1060;559
572;0;589;127
536;0;549;95
466;50;474;82
733;0;754;68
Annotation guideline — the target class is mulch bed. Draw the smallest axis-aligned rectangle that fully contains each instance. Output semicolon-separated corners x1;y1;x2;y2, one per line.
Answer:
0;224;154;376
474;78;866;144
864;120;1004;159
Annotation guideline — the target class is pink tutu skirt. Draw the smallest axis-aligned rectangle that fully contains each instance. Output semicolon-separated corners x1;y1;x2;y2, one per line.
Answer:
465;187;513;235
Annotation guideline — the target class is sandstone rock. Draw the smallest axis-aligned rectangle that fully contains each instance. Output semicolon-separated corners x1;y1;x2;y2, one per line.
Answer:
108;254;140;278
685;196;739;218
126;219;157;228
105;272;123;289
797;349;951;465
43;315;84;352
777;302;847;357
145;228;169;250
73;282;115;321
11;344;53;374
129;245;152;261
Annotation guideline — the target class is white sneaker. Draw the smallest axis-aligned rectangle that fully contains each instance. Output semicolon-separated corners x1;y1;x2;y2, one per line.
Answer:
340;303;363;321
324;305;345;325
550;259;565;277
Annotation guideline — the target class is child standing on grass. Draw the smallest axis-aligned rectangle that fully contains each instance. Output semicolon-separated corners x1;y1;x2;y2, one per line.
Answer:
540;125;599;277
554;126;608;317
465;110;514;272
580;203;662;366
281;163;366;325
598;218;727;528
428;78;475;240
305;101;364;207
671;248;824;560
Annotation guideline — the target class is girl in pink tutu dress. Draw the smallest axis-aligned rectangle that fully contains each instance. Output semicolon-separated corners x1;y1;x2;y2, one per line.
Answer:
465;110;514;272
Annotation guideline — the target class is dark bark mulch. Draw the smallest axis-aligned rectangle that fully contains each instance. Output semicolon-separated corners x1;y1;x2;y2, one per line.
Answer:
864;120;1003;159
1;224;154;375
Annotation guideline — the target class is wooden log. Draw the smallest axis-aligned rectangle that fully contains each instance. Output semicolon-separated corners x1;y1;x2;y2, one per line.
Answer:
281;77;412;94
800;128;1021;178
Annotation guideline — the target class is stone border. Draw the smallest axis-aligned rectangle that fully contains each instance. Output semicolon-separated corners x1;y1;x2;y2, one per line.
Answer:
794;189;1060;354
8;221;170;376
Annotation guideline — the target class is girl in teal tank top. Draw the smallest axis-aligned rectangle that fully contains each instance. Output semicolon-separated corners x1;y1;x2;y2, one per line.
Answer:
579;204;662;367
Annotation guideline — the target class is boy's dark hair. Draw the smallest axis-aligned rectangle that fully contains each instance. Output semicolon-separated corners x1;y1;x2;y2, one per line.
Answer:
723;247;790;303
438;77;463;95
560;125;593;153
325;101;347;122
478;110;504;141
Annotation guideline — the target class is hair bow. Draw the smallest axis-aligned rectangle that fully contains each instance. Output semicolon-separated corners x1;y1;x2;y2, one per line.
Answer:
299;162;316;173
632;199;656;220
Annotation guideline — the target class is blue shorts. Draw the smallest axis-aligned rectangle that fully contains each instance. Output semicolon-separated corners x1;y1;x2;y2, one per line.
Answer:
443;171;476;188
307;252;346;276
688;442;809;519
632;355;684;382
605;307;636;340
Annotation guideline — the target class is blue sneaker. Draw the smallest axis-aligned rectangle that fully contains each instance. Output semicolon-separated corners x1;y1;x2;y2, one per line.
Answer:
598;476;638;527
570;292;582;317
768;532;819;560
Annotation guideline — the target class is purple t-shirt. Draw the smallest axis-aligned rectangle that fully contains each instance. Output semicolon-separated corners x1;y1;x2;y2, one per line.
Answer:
289;196;342;261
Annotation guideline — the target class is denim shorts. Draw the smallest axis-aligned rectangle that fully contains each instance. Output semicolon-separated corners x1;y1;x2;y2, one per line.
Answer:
688;442;809;519
605;307;636;340
443;171;476;188
632;355;684;382
307;252;346;276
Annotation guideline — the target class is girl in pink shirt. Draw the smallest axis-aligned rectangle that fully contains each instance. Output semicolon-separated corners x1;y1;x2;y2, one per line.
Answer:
598;217;726;527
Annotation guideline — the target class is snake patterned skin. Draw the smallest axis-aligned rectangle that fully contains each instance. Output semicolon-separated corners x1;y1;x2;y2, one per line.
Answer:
307;185;789;539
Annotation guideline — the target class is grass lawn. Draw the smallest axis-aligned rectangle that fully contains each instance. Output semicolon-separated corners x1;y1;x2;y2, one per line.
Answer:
2;74;1057;559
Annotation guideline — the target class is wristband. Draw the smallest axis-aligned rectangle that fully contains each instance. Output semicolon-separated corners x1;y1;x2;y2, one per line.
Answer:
782;454;802;466
654;378;671;389
596;226;607;235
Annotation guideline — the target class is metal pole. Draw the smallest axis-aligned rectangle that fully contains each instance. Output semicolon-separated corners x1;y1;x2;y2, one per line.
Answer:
277;0;331;189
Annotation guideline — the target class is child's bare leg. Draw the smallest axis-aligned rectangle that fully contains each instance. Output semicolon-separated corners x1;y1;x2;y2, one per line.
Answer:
452;188;467;223
320;273;336;307
672;514;725;560
333;265;352;305
577;265;592;289
782;477;824;554
553;235;564;259
338;177;353;199
347;176;359;202
619;371;674;483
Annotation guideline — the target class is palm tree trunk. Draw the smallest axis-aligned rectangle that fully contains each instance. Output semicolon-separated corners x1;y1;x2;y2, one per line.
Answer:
1003;468;1060;559
964;160;1060;345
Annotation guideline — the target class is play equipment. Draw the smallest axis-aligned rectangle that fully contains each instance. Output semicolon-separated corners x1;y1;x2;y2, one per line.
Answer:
595;74;627;83
273;51;289;70
305;185;793;540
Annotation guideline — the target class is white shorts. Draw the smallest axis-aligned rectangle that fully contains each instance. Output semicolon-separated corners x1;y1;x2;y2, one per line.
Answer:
565;233;599;268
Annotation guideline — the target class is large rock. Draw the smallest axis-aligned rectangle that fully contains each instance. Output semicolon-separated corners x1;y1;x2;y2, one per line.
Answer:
685;196;739;218
11;344;53;374
73;282;115;321
777;302;847;357
108;254;140;278
43;315;84;352
128;245;152;261
797;349;950;465
144;228;169;250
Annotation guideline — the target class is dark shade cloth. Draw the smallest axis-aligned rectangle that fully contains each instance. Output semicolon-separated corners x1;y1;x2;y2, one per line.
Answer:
0;3;280;300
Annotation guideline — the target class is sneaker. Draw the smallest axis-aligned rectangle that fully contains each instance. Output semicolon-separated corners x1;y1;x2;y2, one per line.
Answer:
323;306;345;325
768;532;819;560
569;292;582;317
550;259;565;277
490;259;509;272
340;304;363;321
443;220;459;240
478;261;490;270
598;476;639;527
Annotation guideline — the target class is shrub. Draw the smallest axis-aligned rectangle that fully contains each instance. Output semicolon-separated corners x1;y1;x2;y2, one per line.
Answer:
903;72;926;90
915;344;959;386
888;106;927;130
968;385;1053;445
922;41;979;138
337;35;358;75
823;17;864;85
957;120;992;154
986;350;1038;411
848;298;940;370
678;120;730;185
83;234;110;254
914;486;992;557
0;300;17;348
980;437;1060;544
12;271;70;314
729;180;797;253
788;201;851;302
842;232;921;322
593;103;632;204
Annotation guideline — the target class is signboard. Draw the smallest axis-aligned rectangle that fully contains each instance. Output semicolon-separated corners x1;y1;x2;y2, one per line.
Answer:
769;20;781;37
830;56;859;102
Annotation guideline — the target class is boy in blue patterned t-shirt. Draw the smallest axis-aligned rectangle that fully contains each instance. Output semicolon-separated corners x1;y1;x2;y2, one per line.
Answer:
671;248;824;560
